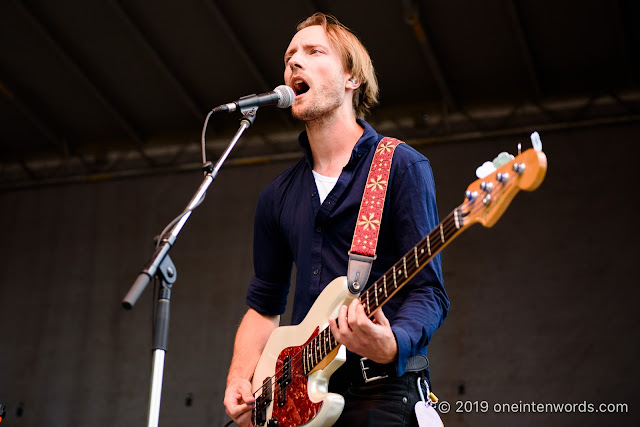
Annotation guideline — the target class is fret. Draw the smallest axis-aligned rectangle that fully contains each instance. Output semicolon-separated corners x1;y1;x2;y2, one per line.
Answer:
312;342;317;367
439;223;445;243
304;346;308;372
427;235;431;256
403;257;408;278
454;209;460;229
374;283;379;307
392;266;397;288
414;247;419;268
303;346;307;373
322;331;327;358
383;275;388;297
366;291;370;314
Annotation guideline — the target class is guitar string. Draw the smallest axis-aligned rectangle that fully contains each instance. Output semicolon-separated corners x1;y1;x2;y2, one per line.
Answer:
250;175;517;410
250;201;486;416
250;195;487;411
249;201;471;408
250;214;465;415
250;201;467;406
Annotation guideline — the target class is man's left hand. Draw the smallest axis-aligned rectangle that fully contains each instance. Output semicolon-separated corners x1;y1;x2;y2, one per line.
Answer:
328;298;398;364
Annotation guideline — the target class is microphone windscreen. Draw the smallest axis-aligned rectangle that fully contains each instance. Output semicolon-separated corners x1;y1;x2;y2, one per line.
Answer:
274;85;295;108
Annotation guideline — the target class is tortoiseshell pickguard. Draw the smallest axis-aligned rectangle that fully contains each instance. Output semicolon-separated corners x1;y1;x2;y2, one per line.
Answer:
270;328;323;426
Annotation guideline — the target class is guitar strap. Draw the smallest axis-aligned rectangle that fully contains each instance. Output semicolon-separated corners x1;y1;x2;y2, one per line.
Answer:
347;137;404;294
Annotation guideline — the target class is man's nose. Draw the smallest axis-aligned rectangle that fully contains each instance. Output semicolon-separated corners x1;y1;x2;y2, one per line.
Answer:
288;53;304;70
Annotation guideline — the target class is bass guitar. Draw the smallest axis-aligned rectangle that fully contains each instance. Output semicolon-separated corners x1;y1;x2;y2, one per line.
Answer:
251;140;547;427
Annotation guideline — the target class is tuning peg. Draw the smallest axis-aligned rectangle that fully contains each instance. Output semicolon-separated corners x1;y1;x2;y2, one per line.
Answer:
476;161;496;179
531;131;542;151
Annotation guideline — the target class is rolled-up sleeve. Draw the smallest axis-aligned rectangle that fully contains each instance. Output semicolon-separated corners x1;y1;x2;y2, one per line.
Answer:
246;184;293;315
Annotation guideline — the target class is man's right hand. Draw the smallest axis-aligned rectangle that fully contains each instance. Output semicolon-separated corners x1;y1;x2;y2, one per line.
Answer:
224;377;256;427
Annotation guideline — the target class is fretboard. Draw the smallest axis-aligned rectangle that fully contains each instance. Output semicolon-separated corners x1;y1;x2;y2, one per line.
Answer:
301;207;465;375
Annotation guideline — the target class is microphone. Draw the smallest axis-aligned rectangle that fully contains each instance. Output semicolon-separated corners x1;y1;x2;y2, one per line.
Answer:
212;85;295;113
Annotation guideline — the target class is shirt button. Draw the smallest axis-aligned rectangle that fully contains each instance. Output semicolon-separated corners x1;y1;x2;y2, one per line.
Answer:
313;269;319;275
316;227;321;232
312;191;317;197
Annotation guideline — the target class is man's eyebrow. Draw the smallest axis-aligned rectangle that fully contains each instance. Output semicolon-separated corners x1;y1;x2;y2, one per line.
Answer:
284;47;296;59
285;43;329;60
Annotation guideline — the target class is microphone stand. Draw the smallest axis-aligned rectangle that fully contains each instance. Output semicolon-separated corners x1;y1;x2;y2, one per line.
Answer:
122;106;259;427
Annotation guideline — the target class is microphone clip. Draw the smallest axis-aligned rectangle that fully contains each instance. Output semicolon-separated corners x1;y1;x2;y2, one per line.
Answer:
239;106;259;127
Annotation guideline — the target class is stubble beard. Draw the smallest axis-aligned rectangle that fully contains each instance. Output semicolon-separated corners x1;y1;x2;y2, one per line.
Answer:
291;80;345;124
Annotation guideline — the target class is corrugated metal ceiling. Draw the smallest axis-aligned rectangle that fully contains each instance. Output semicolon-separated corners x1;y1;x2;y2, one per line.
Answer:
0;0;638;189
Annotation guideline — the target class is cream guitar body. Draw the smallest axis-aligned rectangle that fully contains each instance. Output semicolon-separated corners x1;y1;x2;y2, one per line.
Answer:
252;277;356;427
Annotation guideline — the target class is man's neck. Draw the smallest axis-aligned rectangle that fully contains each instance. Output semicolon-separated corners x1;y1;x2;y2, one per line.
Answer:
305;112;364;178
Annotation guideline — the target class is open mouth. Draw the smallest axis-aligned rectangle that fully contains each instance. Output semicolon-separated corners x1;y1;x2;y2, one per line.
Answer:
292;79;310;96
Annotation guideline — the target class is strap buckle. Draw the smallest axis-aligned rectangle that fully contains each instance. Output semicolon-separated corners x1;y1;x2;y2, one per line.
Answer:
360;357;389;383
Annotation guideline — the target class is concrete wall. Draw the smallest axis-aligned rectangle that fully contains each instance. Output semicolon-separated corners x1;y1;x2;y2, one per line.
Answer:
0;122;638;426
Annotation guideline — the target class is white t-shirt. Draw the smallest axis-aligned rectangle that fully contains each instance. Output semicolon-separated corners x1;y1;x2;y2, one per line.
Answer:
312;170;339;204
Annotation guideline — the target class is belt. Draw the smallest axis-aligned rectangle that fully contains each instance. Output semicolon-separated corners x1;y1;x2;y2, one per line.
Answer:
346;354;429;385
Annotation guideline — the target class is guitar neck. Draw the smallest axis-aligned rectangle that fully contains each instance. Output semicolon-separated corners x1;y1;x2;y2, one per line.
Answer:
360;207;465;316
302;206;466;375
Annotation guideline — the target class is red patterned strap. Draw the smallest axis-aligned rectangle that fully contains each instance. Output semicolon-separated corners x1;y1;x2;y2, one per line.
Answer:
347;137;404;292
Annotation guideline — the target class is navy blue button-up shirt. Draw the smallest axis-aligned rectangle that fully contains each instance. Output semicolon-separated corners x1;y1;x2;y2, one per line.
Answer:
246;120;449;375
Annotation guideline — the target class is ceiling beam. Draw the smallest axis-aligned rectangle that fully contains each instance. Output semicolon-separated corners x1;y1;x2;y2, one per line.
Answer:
611;0;635;87
12;0;155;166
0;72;69;157
3;111;638;192
506;0;542;99
402;0;457;113
110;0;205;124
204;1;272;93
203;0;295;129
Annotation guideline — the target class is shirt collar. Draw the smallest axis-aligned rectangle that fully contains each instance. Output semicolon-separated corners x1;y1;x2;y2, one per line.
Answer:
297;119;380;169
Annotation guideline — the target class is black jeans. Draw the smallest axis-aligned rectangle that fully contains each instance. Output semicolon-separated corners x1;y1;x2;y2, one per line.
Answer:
330;365;429;427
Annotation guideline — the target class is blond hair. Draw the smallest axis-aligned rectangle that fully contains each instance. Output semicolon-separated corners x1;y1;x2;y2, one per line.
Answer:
296;13;379;119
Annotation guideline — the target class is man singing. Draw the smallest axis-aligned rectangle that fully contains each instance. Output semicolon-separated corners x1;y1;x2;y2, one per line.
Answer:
223;13;448;426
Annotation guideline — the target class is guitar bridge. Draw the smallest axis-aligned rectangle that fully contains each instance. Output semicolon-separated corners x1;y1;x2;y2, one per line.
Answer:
254;377;272;426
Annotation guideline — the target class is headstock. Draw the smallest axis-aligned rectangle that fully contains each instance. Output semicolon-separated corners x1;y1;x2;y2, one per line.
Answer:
461;137;547;229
